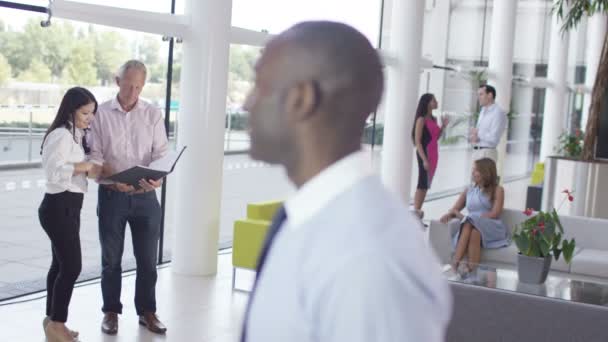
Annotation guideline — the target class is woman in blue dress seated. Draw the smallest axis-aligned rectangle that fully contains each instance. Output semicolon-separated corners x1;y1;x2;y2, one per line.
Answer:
440;158;509;272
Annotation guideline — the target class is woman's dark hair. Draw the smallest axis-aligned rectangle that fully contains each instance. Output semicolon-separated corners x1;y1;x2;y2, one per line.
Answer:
41;87;97;155
411;93;435;143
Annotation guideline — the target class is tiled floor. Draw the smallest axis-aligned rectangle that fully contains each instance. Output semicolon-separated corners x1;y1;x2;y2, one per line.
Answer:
0;252;254;342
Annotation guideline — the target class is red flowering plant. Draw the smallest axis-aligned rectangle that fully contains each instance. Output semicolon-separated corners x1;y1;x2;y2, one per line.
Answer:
512;189;576;263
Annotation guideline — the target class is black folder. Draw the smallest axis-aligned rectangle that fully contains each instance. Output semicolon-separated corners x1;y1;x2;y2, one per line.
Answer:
107;146;187;188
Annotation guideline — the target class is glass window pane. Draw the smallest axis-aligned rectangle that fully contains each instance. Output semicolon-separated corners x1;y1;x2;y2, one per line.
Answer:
510;0;553;178
0;6;171;299
447;0;493;64
231;0;382;46
225;45;260;152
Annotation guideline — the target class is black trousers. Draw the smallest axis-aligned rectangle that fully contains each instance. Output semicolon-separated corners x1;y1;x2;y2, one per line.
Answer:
38;191;84;323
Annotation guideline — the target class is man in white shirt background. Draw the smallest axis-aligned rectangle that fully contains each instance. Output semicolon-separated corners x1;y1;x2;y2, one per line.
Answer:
470;84;507;163
240;21;452;342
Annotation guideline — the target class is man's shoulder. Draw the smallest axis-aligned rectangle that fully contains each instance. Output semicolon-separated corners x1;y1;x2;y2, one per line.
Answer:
311;176;418;245
490;104;505;116
137;99;163;119
135;98;156;110
97;99;114;113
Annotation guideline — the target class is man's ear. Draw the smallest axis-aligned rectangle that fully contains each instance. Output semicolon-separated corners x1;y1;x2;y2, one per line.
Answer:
283;81;318;121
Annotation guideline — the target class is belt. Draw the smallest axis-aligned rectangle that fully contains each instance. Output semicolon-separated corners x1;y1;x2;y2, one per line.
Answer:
473;146;491;150
101;183;152;195
101;184;121;192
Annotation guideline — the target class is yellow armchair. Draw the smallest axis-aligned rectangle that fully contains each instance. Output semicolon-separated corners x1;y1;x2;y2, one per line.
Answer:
232;200;282;290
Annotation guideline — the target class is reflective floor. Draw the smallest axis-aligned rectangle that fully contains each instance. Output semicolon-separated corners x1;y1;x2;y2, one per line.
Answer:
0;252;255;342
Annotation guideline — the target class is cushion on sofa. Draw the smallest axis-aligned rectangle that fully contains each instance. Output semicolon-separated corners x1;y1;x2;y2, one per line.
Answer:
559;215;608;250
481;245;518;265
570;249;608;278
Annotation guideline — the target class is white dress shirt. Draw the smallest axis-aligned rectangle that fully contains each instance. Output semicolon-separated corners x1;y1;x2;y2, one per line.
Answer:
476;103;507;148
41;127;87;194
246;151;452;342
283;151;373;230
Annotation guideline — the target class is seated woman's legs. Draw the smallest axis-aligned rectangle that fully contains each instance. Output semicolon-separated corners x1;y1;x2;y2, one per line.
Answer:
452;223;473;270
466;228;482;272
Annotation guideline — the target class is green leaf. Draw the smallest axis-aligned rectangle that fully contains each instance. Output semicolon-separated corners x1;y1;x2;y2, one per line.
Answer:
554;0;608;33
563;239;576;264
552;209;564;233
553;232;562;243
546;220;556;237
553;247;562;261
530;241;541;258
539;238;551;257
513;234;530;255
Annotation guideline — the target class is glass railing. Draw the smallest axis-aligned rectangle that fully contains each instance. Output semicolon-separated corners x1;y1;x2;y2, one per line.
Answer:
0;106;252;165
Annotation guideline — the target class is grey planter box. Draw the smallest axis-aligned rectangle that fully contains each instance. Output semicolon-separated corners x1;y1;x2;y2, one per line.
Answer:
517;254;552;284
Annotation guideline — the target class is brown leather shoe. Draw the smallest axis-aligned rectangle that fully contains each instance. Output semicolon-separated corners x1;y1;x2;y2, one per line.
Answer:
139;312;167;334
101;312;118;335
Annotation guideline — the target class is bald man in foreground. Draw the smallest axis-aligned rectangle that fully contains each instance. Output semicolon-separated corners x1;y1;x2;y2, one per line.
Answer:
240;21;452;342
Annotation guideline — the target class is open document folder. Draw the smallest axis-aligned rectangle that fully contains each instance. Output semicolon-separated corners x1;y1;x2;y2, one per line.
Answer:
107;146;187;188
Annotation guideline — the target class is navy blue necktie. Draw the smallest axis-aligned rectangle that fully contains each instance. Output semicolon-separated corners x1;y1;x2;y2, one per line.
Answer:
240;205;287;342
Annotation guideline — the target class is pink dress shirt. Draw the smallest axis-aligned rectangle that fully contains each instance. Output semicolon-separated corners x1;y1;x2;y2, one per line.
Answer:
88;96;168;184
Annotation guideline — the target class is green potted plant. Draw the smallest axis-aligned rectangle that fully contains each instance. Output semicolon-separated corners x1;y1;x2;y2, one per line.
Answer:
556;129;584;158
512;190;576;284
554;0;608;161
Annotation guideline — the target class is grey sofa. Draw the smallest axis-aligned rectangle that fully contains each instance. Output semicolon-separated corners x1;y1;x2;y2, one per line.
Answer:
428;208;608;280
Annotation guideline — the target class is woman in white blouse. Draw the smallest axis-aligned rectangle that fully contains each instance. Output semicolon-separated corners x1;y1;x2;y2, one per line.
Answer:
38;87;100;342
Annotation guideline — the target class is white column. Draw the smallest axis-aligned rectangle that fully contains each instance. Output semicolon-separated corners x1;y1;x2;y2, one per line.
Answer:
424;0;451;104
511;65;536;175
582;13;607;129
380;0;425;204
487;0;517;178
172;0;232;276
540;2;570;161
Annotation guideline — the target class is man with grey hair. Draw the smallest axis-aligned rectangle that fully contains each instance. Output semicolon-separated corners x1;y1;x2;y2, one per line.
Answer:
88;59;168;335
240;21;452;342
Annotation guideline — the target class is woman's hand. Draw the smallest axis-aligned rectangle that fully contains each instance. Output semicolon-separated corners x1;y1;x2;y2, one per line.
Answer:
450;208;464;220
441;209;463;223
441;115;450;128
423;160;430;171
440;212;452;224
87;163;102;179
74;161;94;175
